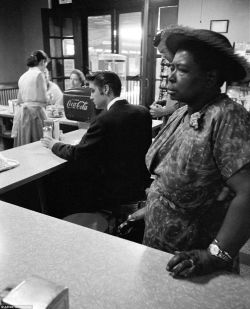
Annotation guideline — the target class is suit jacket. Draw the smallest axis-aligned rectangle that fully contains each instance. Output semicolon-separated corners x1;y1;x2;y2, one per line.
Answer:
52;99;152;202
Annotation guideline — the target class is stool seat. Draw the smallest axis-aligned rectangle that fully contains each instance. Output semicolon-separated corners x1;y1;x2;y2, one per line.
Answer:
64;212;108;232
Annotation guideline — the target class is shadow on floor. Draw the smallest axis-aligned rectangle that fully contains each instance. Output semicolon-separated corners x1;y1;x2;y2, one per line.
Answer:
240;239;250;276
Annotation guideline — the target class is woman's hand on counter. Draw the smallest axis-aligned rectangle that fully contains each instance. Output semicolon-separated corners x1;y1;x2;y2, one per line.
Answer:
166;249;232;278
41;136;58;150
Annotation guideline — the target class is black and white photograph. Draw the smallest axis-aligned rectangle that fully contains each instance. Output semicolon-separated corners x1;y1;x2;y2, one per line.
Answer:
0;0;250;308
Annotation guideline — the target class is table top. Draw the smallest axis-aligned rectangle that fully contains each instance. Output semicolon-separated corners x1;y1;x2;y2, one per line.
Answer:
0;200;250;309
0;129;86;194
0;104;79;126
0;105;14;118
0;105;162;129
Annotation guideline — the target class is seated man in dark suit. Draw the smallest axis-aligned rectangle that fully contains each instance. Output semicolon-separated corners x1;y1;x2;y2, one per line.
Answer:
41;71;152;218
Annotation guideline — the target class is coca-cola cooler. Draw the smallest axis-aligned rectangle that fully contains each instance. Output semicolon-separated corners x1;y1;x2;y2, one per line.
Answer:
63;87;95;122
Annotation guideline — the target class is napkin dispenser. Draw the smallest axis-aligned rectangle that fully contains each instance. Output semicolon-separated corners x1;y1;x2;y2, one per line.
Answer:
2;275;69;309
44;119;60;139
8;99;18;114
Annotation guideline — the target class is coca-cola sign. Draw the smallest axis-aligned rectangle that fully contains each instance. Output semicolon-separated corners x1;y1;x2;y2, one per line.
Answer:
66;99;89;111
63;91;94;122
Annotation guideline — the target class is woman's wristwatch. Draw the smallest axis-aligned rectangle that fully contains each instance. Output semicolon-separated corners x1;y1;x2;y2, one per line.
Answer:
208;239;233;262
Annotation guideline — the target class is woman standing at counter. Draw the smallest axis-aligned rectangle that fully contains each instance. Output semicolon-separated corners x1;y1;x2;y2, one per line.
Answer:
130;26;250;278
11;50;48;146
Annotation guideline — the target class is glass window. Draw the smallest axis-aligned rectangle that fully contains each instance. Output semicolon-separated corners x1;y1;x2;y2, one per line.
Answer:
62;18;73;37
156;6;178;56
158;6;178;31
52;59;64;78
119;12;142;76
48;15;75;91
64;79;71;90
155;80;161;101
155;6;178;100
88;15;112;72
64;59;75;76
49;16;61;36
62;39;75;56
50;39;62;57
155;58;162;80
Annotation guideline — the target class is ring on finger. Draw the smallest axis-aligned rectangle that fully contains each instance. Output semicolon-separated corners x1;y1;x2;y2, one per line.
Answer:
188;258;195;267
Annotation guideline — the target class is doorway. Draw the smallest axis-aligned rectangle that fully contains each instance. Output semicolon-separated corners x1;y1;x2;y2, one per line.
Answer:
41;1;178;104
88;11;142;105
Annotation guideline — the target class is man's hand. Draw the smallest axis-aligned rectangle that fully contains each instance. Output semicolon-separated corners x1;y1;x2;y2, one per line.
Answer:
127;207;147;221
41;136;58;150
217;186;230;201
150;104;166;118
167;250;232;278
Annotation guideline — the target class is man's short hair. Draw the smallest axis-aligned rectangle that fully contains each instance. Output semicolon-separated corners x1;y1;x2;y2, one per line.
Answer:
86;71;122;97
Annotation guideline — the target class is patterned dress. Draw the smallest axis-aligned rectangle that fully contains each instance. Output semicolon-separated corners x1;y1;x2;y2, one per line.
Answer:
143;94;250;253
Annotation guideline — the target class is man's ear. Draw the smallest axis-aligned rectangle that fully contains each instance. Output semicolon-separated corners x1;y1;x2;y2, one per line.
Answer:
103;84;110;95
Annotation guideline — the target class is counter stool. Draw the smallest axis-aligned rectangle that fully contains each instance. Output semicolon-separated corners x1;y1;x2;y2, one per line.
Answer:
64;212;109;232
63;201;145;234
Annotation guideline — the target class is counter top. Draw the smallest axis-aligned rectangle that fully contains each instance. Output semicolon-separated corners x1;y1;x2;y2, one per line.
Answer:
0;104;79;126
0;105;14;118
0;105;162;129
0;129;86;194
0;201;250;309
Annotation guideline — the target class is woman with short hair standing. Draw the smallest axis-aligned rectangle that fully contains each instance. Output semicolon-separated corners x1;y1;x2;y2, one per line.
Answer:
11;50;48;146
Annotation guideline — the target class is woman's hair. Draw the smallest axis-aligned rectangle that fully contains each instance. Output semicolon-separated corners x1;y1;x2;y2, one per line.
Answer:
26;50;48;67
70;69;85;86
86;71;122;97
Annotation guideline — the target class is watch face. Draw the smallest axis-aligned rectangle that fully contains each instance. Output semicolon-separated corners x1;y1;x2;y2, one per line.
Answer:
210;244;220;256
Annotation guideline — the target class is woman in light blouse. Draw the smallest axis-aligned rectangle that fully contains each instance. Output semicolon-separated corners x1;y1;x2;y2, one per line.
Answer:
11;50;49;146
